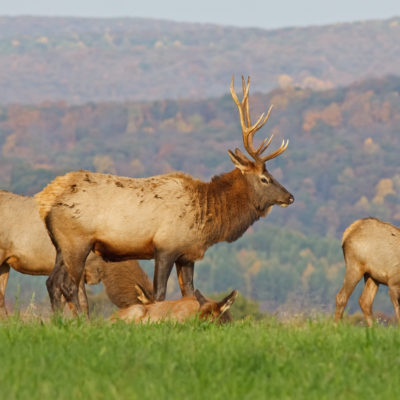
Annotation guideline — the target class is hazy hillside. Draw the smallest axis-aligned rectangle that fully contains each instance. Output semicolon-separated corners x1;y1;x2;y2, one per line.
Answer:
0;16;399;104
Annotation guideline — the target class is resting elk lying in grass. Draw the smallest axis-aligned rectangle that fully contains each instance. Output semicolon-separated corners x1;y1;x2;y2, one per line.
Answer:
335;218;400;327
0;190;150;316
112;284;238;324
35;76;294;315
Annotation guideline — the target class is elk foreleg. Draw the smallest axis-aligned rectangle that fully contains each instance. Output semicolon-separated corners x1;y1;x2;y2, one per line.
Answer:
358;276;379;327
153;251;175;301
335;267;363;322
176;259;195;297
0;263;10;317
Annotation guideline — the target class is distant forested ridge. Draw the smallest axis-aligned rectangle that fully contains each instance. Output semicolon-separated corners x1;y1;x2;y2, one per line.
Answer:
0;16;399;104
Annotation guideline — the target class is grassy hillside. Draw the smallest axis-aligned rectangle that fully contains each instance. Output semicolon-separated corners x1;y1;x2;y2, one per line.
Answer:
0;318;399;399
0;16;399;104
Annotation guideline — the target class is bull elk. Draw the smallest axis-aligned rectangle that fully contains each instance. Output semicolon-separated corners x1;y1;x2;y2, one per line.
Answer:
0;190;150;316
35;76;294;314
335;218;400;326
112;285;238;324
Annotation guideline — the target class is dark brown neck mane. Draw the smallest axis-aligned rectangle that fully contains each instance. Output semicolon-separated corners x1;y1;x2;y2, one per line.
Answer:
194;168;260;245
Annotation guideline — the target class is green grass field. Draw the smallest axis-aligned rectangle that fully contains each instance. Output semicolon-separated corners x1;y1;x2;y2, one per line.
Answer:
1;316;399;400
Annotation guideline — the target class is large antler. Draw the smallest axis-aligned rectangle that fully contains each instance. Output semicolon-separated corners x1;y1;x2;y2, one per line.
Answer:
230;76;289;163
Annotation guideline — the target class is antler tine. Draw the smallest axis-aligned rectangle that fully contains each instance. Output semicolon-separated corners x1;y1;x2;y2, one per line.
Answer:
241;76;251;129
255;104;273;135
255;134;274;155
244;104;274;161
230;76;253;153
230;76;245;128
260;139;289;162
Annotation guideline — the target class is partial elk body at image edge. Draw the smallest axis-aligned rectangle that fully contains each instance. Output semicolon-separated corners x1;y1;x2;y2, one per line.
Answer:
335;217;400;326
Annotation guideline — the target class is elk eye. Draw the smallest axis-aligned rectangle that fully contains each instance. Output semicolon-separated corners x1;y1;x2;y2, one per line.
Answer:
260;177;269;184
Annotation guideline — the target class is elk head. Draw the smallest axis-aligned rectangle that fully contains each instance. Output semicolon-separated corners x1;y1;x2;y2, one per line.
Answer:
195;289;238;324
228;76;294;215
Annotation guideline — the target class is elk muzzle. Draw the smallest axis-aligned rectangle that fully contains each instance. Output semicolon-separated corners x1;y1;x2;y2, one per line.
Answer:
278;193;294;207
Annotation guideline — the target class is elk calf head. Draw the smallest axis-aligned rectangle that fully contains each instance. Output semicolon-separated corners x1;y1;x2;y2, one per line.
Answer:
229;76;294;214
195;289;238;323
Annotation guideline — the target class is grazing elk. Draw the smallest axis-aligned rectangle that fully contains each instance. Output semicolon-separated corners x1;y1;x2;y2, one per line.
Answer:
112;285;238;324
35;76;294;314
335;218;400;327
0;190;148;316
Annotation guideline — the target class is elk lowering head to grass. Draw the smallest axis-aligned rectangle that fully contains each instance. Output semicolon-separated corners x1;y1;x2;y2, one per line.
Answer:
112;285;238;324
0;190;150;316
335;218;400;327
35;76;294;315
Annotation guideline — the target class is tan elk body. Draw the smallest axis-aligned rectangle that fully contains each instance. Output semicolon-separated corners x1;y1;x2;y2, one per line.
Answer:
112;286;237;324
0;190;150;315
35;76;294;313
335;218;400;326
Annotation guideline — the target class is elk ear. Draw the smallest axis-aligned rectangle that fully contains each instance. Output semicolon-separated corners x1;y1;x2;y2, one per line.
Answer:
194;289;208;306
227;149;251;173
218;290;238;314
234;148;252;164
135;284;153;305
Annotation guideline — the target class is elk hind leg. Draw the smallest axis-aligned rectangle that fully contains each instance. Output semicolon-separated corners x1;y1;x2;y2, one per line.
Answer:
0;263;10;317
78;276;89;317
47;246;91;316
60;245;92;316
335;264;364;322
46;250;66;312
358;276;379;327
60;284;87;317
388;281;400;324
